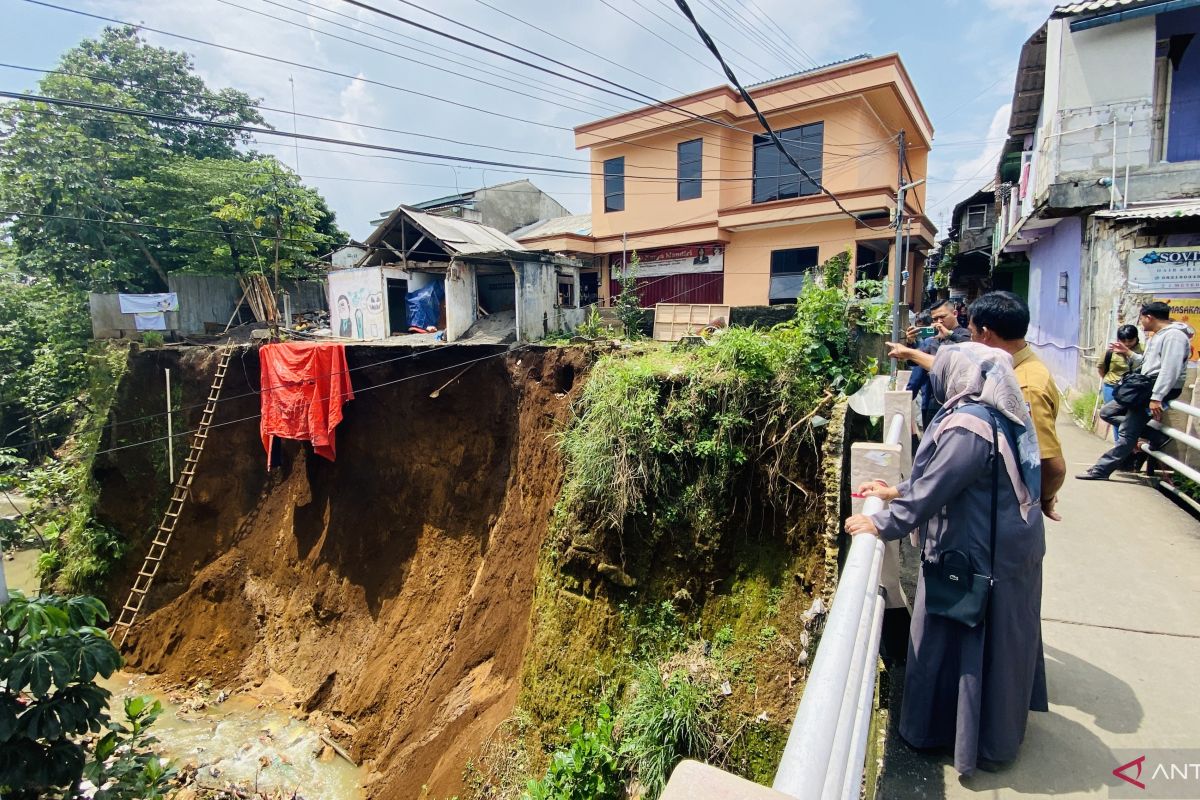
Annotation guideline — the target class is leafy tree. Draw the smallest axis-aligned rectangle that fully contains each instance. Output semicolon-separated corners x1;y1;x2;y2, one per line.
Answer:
0;26;344;291
613;252;644;340
0;593;121;798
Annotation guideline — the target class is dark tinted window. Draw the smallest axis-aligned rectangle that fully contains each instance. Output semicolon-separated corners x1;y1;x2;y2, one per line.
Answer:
752;122;823;204
768;246;820;304
677;138;702;201
604;157;624;212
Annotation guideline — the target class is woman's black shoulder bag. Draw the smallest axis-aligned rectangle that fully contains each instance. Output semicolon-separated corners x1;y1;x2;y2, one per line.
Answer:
920;409;998;627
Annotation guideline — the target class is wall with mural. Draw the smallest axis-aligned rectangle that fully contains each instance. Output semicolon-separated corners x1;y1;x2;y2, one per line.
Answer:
328;267;386;340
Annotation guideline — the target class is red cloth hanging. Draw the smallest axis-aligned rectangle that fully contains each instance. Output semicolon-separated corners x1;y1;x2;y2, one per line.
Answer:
259;342;354;468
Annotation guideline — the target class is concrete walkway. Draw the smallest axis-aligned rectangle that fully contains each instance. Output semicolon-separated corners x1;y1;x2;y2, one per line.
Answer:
879;420;1200;799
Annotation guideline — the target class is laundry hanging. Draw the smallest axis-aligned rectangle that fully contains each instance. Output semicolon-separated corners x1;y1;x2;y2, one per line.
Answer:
118;293;179;314
259;342;354;468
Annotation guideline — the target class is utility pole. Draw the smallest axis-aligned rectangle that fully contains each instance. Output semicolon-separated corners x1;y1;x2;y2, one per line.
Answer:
890;131;907;379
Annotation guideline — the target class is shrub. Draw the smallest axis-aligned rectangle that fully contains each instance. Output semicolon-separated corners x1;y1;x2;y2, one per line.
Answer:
524;705;621;800
139;332;164;349
613;252;643;340
618;664;717;797
1070;390;1099;428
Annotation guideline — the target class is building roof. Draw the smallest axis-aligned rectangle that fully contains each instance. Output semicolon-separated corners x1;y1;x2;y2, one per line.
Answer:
746;54;874;89
510;213;593;241
1093;201;1200;220
363;206;528;260
410;178;533;212
1052;0;1162;17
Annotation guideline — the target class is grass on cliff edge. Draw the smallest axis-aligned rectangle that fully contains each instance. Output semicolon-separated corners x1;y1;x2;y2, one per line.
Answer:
482;256;886;800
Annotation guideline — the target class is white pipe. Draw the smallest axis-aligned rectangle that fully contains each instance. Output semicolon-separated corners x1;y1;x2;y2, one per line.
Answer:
841;590;887;800
165;368;174;484
822;542;886;799
1141;443;1200;485
1166;400;1200;420
1148;420;1200;453
773;534;884;797
1158;479;1200;515
1122;116;1133;209
1110;119;1118;210
773;412;905;796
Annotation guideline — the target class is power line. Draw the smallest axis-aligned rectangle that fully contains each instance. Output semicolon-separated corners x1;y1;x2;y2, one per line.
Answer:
702;0;803;73
670;0;892;232
690;0;795;74
215;0;620;120
268;0;631;118
0;94;886;184
21;0;582;132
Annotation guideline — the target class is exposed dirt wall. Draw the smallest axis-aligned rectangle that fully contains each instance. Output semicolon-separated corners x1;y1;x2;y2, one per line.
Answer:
107;343;587;798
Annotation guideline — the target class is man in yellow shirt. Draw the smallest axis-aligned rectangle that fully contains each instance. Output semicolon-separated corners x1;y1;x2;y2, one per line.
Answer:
886;291;1066;520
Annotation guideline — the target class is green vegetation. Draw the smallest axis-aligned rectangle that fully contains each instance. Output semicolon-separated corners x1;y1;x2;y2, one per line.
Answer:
612;252;644;338
23;346;130;594
524;706;621;800
0;591;171;799
489;251;876;799
1069;389;1099;429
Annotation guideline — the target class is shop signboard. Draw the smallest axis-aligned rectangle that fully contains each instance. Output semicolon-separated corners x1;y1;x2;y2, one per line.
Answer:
612;244;724;278
1129;247;1200;292
1155;296;1200;363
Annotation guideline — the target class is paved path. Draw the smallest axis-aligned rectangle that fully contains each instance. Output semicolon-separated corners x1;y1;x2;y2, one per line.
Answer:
879;420;1200;799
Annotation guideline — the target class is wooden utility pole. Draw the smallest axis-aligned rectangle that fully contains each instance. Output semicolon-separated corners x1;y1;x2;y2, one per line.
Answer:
890;131;907;379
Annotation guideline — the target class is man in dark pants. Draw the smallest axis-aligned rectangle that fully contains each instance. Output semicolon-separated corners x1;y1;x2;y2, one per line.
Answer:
1078;301;1194;481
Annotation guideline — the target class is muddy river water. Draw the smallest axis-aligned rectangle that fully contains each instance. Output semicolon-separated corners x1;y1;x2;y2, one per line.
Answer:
6;547;365;799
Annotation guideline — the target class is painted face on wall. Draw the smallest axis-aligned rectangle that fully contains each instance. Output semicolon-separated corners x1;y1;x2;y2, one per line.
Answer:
337;296;351;319
367;293;384;314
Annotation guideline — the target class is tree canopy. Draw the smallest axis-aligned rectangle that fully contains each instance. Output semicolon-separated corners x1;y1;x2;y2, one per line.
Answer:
0;26;346;292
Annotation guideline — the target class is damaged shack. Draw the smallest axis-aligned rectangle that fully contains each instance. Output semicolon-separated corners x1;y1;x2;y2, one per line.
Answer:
329;206;586;343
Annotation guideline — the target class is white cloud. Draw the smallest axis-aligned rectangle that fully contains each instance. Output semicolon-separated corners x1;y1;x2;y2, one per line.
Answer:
926;102;1011;227
983;0;1060;26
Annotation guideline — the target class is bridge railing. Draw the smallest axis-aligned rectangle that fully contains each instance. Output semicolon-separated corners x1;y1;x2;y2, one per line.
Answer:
1146;399;1200;513
772;399;911;799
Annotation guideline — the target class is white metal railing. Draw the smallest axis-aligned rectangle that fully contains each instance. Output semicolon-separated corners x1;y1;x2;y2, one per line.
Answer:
773;410;908;799
1145;399;1200;510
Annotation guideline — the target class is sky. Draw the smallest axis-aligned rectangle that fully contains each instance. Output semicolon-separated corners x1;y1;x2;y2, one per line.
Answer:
3;0;1066;241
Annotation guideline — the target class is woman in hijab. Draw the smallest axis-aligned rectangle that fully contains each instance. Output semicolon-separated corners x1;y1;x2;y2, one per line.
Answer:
845;342;1048;776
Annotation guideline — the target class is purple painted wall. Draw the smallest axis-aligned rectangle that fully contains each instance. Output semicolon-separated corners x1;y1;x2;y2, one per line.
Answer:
1160;8;1200;163
1026;216;1082;388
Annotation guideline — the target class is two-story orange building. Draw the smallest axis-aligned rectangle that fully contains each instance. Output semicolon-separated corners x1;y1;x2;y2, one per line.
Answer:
514;54;936;308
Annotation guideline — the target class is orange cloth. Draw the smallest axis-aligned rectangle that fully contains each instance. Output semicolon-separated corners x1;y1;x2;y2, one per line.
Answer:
259;342;353;467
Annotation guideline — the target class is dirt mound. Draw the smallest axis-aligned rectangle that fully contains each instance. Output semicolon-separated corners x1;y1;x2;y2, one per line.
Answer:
114;344;589;798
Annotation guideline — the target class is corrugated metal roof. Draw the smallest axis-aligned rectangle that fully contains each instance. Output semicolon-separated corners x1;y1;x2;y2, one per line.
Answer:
364;206;528;257
1053;0;1161;17
1094;201;1200;220
510;214;592;241
747;54;874;89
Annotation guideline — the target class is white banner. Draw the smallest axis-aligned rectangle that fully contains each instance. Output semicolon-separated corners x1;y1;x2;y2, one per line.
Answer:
1129;247;1200;292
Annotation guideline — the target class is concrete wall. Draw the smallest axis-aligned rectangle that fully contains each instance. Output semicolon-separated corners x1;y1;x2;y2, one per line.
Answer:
477;180;571;234
444;261;479;342
1058;16;1156;110
89;293;180;339
1080;219;1200;391
513;260;586;341
1027;215;1082;387
722;219;859;306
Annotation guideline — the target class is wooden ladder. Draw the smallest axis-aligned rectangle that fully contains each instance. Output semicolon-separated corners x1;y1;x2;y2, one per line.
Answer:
114;348;234;646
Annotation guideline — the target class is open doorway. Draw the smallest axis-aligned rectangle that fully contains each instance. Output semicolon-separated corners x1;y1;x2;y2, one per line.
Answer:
386;278;407;335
